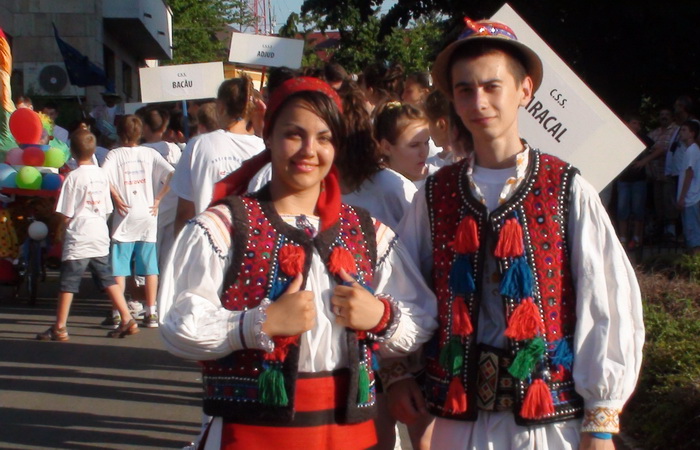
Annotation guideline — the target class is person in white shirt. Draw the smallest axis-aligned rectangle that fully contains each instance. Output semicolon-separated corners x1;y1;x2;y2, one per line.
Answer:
390;18;643;450
159;76;437;450
172;77;266;234
41;101;69;143
676;120;700;253
102;115;174;328
139;107;182;268
36;129;138;341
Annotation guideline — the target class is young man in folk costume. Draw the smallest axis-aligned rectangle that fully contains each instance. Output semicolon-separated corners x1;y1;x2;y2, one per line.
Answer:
390;18;644;449
158;77;438;449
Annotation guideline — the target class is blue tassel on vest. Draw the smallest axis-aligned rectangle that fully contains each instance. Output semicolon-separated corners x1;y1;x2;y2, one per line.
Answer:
269;269;291;301
552;338;574;370
500;256;534;299
450;254;476;295
371;352;380;372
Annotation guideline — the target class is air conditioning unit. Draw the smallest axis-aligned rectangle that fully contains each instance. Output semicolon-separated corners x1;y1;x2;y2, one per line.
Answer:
22;63;85;97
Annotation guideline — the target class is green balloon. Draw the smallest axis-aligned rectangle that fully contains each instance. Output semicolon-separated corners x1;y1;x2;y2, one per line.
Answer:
44;147;66;168
0;150;6;163
17;166;42;190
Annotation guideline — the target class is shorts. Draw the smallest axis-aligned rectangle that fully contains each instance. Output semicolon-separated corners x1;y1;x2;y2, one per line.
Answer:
111;241;159;276
60;256;116;293
683;202;700;248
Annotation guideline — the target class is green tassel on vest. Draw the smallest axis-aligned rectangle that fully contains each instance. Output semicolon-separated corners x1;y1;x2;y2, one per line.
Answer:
508;336;546;380
357;363;370;404
258;364;289;406
439;337;465;376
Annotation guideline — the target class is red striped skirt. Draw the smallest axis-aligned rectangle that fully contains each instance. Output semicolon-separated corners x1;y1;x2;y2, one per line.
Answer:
217;370;377;450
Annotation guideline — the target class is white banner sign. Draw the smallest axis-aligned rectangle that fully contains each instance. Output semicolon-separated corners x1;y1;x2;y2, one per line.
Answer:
492;4;644;192
228;33;304;69
139;62;224;103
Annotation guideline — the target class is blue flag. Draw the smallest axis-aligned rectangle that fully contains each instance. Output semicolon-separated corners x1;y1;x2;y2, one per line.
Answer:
53;24;107;88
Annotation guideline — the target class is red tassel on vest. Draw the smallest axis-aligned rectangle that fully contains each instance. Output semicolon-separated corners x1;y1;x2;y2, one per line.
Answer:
443;376;468;414
329;247;356;276
494;217;524;258
451;296;474;336
451;216;479;254
505;298;545;340
279;245;305;276
264;336;299;361
521;379;555;419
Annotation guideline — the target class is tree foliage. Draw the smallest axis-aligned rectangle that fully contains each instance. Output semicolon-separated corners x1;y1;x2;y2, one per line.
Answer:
300;0;700;114
288;3;442;74
166;0;253;65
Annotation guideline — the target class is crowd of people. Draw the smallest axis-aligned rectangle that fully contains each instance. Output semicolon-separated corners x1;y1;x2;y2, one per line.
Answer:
16;16;654;450
612;96;700;254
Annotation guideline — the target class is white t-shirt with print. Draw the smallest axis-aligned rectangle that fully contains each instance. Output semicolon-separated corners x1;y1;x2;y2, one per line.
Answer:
56;165;113;261
102;145;175;243
678;142;700;206
170;130;265;214
143;141;182;226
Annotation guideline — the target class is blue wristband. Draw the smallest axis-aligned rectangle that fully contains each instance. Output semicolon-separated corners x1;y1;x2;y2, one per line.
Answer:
590;432;612;440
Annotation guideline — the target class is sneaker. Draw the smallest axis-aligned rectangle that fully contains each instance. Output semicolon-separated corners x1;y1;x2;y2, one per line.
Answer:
128;300;145;319
101;314;121;330
143;313;159;328
107;319;140;338
36;326;69;341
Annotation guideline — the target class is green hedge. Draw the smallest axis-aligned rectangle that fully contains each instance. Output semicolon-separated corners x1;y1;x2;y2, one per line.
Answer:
622;257;700;450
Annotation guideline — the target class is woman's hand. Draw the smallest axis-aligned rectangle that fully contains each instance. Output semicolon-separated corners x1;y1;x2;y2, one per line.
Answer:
579;433;615;450
331;269;385;330
262;273;316;336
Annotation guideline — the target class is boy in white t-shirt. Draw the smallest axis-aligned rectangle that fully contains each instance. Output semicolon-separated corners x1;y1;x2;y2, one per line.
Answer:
102;115;175;328
676;120;700;253
36;129;139;341
172;77;265;234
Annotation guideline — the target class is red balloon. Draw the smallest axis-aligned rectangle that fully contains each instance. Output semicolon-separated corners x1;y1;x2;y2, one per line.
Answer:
9;108;43;144
22;146;45;166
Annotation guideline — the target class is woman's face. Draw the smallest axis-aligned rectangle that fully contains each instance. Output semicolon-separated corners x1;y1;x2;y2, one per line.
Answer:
402;80;429;106
428;117;449;148
268;99;336;196
382;120;430;181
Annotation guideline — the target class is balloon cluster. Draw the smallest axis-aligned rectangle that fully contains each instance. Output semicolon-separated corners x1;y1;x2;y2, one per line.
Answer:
0;108;66;190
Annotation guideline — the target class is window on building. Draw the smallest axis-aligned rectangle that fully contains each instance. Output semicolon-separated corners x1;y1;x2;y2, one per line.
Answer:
103;45;115;91
122;62;132;101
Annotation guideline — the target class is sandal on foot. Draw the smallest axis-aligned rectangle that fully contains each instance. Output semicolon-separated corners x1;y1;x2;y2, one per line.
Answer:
36;326;69;341
107;319;139;338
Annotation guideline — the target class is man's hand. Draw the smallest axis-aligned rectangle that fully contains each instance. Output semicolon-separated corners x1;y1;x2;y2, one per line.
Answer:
579;433;615;450
386;377;428;425
262;274;316;337
331;269;384;330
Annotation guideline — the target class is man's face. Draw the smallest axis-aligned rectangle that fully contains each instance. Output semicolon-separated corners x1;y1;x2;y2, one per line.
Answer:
42;107;58;121
627;119;642;134
679;125;692;143
451;52;532;144
658;110;672;127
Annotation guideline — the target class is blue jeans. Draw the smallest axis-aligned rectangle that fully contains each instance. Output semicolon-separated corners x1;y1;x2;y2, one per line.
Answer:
683;202;700;248
617;180;647;221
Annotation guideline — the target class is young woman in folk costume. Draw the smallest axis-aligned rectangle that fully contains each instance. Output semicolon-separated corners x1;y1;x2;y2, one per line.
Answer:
158;77;438;450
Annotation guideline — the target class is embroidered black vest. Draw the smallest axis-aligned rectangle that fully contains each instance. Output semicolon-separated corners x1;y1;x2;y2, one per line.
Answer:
199;189;379;425
425;150;584;426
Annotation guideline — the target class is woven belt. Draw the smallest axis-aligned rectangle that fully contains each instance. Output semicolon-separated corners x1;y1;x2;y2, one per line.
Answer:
476;344;516;412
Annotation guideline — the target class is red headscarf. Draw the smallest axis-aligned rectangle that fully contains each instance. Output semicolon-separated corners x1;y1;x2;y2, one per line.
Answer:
211;77;343;231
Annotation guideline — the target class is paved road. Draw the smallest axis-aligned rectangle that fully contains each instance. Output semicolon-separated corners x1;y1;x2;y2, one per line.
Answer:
0;273;202;449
